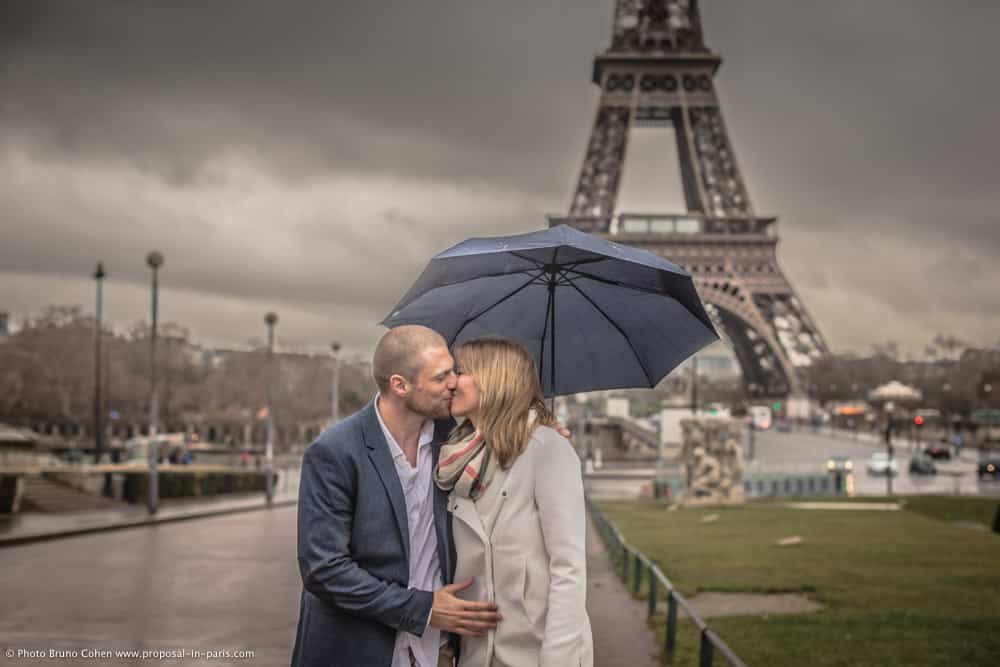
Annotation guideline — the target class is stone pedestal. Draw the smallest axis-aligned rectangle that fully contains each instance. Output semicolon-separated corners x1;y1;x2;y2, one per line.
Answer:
681;417;745;506
659;406;689;460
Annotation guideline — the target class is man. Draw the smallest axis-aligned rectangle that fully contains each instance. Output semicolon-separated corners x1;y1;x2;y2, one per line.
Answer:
291;325;500;667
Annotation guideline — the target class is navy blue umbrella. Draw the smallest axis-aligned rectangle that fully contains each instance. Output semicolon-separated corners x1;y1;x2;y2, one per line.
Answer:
382;225;719;397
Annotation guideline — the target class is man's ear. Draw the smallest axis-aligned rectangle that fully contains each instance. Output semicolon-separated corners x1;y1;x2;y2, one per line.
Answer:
388;374;409;398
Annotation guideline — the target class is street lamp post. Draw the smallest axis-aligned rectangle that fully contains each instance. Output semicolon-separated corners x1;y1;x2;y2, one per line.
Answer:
146;251;164;514
690;354;699;416
330;341;341;425
264;312;278;505
93;262;106;465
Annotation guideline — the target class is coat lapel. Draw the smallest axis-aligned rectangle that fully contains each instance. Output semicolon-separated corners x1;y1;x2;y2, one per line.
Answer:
449;494;488;545
484;464;514;538
361;400;410;564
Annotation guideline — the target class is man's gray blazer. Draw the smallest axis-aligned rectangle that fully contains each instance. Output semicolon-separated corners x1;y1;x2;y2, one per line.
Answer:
290;400;456;667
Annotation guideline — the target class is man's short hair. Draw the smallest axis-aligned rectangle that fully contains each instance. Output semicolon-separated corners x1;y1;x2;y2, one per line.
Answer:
372;325;448;394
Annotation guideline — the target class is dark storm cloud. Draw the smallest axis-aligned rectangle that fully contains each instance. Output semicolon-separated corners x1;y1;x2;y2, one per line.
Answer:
2;0;999;354
1;0;605;193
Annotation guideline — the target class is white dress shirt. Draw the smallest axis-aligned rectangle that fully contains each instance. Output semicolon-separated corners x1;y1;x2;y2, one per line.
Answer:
374;398;443;667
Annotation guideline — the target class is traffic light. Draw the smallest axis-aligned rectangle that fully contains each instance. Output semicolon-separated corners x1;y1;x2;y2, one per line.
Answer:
772;401;782;412
914;415;924;427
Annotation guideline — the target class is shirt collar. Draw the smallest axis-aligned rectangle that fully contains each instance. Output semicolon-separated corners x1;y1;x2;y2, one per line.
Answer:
374;393;435;460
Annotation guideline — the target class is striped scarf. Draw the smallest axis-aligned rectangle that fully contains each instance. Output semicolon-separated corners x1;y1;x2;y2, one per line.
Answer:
434;429;495;500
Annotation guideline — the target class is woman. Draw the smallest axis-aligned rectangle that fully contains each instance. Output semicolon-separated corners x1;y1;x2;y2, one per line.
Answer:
435;338;593;667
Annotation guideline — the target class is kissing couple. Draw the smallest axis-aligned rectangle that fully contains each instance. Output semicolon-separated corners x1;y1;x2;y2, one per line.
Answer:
291;324;593;667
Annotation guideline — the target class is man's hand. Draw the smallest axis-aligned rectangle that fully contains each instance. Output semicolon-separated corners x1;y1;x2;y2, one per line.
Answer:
554;420;572;440
429;579;501;637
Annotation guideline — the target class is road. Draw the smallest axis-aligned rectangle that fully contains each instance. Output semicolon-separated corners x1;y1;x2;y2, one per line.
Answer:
749;427;1000;497
1;506;302;666
1;501;634;667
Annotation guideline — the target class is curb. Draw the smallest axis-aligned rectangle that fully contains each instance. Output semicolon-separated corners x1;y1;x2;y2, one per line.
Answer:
0;498;298;548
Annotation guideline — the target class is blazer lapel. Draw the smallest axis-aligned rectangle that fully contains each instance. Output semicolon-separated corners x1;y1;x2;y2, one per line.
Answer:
431;419;455;583
361;400;410;564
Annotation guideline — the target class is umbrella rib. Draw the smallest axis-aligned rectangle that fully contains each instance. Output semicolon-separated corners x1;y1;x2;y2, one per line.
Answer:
567;267;670;297
563;278;655;387
509;252;609;272
562;257;609;269
509;252;546;268
449;270;546;344
406;267;544;297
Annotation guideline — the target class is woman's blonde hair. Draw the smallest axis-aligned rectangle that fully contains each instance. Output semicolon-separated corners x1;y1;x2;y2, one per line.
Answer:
449;337;555;468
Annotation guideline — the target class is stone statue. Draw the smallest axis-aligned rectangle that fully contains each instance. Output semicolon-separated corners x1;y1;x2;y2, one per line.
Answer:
681;417;746;506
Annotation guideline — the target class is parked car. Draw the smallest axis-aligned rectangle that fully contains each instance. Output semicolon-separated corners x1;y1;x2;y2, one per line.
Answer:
867;452;898;476
923;444;952;460
909;454;937;475
826;455;853;473
749;405;772;430
978;450;1000;480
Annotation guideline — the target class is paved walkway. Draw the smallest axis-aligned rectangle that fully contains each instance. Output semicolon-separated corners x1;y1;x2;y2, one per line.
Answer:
0;488;298;546
1;466;301;546
4;478;663;664
1;505;303;666
586;515;661;667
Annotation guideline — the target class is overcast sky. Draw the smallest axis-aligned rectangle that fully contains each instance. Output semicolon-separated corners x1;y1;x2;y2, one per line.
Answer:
2;0;999;359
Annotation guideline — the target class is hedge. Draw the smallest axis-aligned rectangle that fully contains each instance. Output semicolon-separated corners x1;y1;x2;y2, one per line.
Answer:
120;469;277;503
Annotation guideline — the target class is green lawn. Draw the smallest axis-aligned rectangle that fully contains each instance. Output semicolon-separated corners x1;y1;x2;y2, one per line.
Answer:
902;495;999;527
597;497;1000;667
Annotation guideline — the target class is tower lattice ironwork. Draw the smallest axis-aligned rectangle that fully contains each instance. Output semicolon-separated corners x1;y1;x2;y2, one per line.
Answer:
549;0;827;398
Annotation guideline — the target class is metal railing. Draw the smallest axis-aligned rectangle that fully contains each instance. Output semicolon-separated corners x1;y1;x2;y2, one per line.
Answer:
742;473;841;498
547;213;777;237
587;496;748;667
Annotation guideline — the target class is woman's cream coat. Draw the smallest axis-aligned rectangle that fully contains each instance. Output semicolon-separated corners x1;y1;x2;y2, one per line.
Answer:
448;425;593;667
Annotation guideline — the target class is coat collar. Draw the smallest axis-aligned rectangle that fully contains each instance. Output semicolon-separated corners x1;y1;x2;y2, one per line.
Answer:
449;455;520;544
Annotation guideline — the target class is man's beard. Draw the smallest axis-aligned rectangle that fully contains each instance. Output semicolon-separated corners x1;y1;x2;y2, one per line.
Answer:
404;391;452;420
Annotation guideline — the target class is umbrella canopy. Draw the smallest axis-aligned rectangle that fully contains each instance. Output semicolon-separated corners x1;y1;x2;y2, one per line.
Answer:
868;381;923;403
382;225;719;397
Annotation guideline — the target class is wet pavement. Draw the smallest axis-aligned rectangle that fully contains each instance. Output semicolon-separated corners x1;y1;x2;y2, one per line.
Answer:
1;482;658;667
585;515;661;667
1;505;302;666
0;468;300;546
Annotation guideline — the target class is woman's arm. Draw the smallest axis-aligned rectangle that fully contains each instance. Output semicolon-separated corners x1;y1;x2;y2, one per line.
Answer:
534;431;588;667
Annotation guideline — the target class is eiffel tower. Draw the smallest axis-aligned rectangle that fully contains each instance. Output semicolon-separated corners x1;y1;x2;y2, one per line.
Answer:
548;0;828;398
